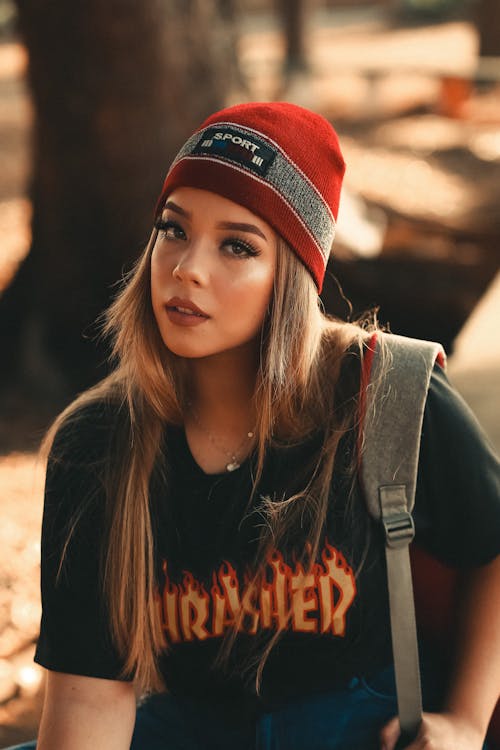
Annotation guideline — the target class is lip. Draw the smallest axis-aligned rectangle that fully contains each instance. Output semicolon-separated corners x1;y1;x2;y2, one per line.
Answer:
164;296;210;327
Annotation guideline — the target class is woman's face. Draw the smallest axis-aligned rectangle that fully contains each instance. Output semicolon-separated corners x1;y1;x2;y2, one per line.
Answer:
150;187;277;360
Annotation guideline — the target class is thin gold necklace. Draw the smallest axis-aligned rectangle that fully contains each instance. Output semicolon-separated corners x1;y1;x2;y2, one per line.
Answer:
188;404;255;472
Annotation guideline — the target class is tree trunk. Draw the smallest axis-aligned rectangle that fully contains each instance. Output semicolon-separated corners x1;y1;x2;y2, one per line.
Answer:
2;0;235;398
278;0;308;74
475;0;500;56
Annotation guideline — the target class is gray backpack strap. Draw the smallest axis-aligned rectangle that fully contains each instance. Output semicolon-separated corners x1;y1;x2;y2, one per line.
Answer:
361;332;446;740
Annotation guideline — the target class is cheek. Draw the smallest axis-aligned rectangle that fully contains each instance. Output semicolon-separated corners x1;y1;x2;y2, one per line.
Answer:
223;266;275;329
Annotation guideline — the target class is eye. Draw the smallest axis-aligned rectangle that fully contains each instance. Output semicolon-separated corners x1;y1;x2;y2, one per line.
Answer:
154;219;186;241
222;238;261;259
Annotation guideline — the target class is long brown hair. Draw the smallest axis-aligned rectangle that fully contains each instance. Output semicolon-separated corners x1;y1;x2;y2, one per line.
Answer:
43;227;376;694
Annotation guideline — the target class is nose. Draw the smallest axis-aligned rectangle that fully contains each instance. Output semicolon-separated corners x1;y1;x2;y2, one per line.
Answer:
172;240;209;286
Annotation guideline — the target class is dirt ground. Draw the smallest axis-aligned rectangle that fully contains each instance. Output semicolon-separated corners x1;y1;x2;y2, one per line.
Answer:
0;454;45;748
1;5;499;747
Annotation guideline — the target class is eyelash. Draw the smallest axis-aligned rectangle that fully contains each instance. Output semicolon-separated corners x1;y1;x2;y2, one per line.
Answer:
154;219;261;259
154;219;185;240
223;237;260;258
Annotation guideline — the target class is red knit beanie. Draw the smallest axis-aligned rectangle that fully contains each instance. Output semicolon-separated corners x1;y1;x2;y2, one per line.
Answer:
155;102;346;292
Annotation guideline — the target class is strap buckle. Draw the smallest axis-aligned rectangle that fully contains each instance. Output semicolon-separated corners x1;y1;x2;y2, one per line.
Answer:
382;511;415;549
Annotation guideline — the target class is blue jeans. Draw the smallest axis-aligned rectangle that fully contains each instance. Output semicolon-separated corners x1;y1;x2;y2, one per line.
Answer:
1;673;397;750
129;668;402;750
5;662;490;750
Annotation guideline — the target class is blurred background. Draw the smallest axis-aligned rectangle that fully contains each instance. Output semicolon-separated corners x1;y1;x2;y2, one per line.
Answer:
0;0;499;744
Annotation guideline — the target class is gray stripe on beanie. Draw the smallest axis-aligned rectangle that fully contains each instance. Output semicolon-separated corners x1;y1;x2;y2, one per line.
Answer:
268;152;334;259
168;124;335;261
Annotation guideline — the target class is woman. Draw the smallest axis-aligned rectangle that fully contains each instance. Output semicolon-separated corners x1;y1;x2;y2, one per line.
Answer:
10;102;500;749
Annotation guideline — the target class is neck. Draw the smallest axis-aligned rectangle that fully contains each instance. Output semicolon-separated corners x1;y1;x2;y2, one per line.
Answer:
185;343;259;427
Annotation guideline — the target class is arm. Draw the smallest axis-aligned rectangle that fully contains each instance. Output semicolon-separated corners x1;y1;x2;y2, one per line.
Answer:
381;553;500;750
445;553;500;738
37;671;136;750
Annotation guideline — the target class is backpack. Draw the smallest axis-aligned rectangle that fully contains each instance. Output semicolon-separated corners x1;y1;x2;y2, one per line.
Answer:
360;331;500;749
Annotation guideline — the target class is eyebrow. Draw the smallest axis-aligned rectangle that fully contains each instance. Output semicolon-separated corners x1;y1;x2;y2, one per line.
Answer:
216;221;268;241
163;201;268;242
163;200;189;217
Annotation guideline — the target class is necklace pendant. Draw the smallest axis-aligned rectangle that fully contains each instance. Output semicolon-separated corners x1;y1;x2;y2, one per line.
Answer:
226;461;240;472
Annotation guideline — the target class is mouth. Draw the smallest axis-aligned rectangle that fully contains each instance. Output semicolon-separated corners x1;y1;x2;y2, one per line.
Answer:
165;297;210;321
168;305;207;317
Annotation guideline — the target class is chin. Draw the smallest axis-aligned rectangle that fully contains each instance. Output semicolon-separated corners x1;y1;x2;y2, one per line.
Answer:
158;335;217;359
160;341;208;359
160;336;258;361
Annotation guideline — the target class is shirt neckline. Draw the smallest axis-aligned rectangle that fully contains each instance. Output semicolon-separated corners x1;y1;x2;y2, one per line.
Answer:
176;426;253;479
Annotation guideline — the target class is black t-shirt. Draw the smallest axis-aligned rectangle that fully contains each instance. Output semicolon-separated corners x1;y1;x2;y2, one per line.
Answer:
34;367;500;711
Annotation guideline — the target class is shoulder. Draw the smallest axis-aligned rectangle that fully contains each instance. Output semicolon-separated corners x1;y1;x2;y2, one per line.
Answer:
425;365;460;415
423;365;497;454
421;364;499;490
364;332;498;476
44;396;128;514
415;365;500;564
42;397;129;544
48;396;127;466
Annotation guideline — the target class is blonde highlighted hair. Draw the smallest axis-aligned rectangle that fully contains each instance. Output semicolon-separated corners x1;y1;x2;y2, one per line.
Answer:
44;229;375;693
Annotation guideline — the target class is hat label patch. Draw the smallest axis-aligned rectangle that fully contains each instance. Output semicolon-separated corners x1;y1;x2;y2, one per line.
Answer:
193;126;275;177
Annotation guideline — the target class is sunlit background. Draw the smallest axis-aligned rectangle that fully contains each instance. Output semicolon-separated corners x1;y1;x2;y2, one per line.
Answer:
0;0;499;744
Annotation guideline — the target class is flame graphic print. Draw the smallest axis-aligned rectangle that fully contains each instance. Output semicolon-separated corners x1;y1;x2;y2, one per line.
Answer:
159;540;356;644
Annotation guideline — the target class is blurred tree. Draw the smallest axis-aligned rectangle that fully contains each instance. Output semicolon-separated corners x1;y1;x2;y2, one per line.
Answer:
278;0;308;74
1;0;236;400
476;0;500;56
